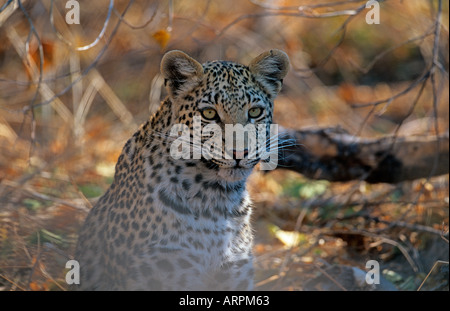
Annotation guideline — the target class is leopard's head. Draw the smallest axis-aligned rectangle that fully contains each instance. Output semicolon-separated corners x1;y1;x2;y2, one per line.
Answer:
160;50;289;182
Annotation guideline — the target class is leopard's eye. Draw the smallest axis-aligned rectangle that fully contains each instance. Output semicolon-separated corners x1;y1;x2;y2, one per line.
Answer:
248;107;263;119
201;108;218;120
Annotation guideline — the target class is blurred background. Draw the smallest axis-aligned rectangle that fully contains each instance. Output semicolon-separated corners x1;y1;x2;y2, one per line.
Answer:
0;0;448;291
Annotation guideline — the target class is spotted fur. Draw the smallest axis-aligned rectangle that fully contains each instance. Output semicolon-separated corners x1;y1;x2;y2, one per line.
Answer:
74;50;289;290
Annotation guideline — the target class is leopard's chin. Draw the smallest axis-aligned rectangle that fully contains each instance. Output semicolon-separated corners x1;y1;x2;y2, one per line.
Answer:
217;166;253;182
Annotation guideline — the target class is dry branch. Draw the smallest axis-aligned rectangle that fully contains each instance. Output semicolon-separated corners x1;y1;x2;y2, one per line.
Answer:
276;127;449;184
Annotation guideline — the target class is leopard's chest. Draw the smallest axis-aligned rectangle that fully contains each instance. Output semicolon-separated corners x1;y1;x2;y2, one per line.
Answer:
137;186;253;267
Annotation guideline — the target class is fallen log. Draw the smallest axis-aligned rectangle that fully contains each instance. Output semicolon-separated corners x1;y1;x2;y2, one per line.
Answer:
276;127;449;183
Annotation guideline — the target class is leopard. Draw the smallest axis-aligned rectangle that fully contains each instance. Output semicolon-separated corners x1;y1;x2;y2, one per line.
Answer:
73;49;289;290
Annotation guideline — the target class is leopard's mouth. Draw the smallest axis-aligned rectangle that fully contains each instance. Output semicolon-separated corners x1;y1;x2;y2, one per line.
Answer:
203;157;260;170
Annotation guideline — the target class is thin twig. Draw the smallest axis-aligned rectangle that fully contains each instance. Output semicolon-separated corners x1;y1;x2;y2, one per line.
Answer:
351;70;431;109
2;179;89;212
313;264;348;291
275;204;310;288
49;0;114;51
112;1;158;30
0;273;26;291
215;9;360;39
0;0;14;13
24;0;136;112
441;222;449;243
250;0;366;11
325;229;420;273
26;231;42;290
353;25;436;74
17;0;44;164
392;0;444;225
417;260;449;291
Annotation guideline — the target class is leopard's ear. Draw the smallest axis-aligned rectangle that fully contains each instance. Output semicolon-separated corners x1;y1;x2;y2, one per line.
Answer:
249;49;289;97
161;50;204;99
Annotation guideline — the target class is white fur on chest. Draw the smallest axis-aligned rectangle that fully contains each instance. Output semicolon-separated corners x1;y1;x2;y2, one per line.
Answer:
144;184;252;270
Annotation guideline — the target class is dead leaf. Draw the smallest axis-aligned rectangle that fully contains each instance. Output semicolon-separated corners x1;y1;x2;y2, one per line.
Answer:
152;29;171;49
270;224;306;247
29;281;42;291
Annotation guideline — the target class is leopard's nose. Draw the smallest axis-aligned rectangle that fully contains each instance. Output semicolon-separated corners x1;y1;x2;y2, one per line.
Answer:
232;149;249;160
